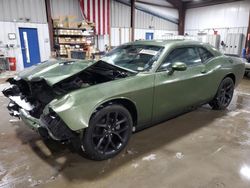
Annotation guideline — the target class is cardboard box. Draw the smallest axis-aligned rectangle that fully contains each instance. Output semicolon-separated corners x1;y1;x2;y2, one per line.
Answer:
58;38;65;43
54;16;83;28
67;16;78;22
53;19;60;28
68;22;79;28
59;16;69;28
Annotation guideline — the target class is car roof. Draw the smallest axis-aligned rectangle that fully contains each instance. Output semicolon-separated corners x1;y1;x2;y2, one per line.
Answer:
124;39;206;48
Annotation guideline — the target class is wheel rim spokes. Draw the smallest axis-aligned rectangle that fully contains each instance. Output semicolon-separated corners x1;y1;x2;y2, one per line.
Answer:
112;132;124;143
219;81;234;105
96;136;106;149
116;118;127;126
92;111;129;154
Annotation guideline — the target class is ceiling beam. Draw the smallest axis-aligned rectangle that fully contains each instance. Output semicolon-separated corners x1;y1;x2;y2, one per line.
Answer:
166;0;182;9
185;0;242;9
137;0;173;9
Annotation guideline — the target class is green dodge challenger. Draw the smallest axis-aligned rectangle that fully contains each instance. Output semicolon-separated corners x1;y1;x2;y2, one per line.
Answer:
2;40;245;160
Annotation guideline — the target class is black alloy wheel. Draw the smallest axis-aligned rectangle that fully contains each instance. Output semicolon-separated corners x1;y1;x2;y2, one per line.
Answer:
81;104;133;160
209;77;234;110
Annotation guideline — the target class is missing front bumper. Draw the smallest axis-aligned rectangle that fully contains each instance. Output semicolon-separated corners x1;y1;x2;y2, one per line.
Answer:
19;108;76;141
40;112;76;141
3;83;77;142
19;108;40;130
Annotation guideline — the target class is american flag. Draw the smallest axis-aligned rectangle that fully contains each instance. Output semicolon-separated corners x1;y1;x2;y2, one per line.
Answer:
79;0;110;36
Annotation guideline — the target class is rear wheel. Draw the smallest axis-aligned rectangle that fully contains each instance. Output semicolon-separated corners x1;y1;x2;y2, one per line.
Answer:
81;104;133;160
209;77;234;110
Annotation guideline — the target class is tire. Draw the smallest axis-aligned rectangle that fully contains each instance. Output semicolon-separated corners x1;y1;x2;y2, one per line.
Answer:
38;127;51;140
209;77;234;110
245;72;250;78
80;104;133;160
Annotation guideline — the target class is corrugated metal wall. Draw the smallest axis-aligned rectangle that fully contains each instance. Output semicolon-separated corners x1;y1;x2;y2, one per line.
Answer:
50;0;83;20
185;0;250;30
135;9;177;30
110;27;178;46
0;0;47;23
111;0;178;30
111;0;131;28
109;0;178;48
0;22;51;71
185;0;250;50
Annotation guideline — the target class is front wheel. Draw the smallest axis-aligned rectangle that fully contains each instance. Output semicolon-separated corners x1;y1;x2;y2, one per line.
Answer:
80;104;133;160
209;77;234;110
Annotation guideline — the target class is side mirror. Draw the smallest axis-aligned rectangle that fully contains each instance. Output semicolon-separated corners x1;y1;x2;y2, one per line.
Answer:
168;62;187;75
172;62;187;71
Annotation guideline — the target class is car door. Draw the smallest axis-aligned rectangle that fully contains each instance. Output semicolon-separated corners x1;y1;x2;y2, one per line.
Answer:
152;46;209;123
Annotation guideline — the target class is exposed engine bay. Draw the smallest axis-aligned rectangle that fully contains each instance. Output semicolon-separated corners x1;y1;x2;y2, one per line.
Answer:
2;61;134;119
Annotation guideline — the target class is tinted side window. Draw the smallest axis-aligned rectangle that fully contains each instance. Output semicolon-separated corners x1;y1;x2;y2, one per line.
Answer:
198;47;214;62
159;47;202;71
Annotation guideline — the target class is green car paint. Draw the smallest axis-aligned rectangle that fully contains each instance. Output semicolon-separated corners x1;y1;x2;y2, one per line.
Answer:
18;59;95;86
14;40;246;132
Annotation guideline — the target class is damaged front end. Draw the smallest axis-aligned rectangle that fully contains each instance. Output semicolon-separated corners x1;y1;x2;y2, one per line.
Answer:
2;77;76;141
2;60;133;141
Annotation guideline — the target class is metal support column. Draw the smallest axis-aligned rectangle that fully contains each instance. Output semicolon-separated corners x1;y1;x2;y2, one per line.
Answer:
131;0;135;41
45;0;54;51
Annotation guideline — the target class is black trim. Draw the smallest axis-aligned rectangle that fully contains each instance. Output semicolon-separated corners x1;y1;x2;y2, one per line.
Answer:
40;112;76;141
197;47;214;64
156;45;203;72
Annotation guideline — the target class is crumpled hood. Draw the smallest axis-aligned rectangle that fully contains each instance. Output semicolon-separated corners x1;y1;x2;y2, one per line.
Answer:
18;59;95;86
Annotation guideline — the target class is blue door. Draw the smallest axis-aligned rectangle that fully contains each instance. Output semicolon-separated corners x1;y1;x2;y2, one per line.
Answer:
145;32;154;40
19;28;41;68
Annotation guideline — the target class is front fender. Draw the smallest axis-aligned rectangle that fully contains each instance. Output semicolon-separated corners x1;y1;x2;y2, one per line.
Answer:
47;91;100;131
48;94;137;131
46;73;154;131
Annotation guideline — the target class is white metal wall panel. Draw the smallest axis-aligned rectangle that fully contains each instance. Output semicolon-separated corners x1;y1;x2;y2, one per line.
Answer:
111;0;178;30
0;22;51;70
135;9;178;30
111;0;131;27
185;27;248;50
97;35;110;51
50;0;82;20
135;2;178;24
110;27;131;46
185;0;250;52
110;27;178;46
185;0;250;30
135;28;178;40
0;0;47;23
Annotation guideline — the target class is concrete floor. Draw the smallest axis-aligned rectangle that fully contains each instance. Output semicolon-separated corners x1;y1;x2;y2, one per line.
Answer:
1;79;250;188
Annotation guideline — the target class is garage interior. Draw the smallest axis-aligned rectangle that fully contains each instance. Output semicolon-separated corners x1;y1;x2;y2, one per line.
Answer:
0;0;250;187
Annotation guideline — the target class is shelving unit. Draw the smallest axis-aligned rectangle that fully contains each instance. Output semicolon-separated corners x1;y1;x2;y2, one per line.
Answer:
53;27;95;58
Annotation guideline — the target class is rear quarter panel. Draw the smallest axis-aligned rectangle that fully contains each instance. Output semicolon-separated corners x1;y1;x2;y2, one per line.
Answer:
204;55;245;100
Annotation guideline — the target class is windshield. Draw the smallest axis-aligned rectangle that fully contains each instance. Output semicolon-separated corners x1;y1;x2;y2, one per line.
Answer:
101;45;164;72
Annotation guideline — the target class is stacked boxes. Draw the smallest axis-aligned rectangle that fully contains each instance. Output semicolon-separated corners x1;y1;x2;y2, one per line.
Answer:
53;16;95;59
